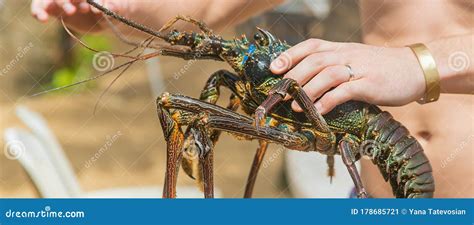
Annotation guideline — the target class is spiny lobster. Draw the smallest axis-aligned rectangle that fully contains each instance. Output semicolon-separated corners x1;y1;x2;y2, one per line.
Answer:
56;1;436;198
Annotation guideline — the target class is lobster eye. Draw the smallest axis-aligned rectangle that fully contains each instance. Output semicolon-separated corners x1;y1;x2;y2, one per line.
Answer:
253;33;268;46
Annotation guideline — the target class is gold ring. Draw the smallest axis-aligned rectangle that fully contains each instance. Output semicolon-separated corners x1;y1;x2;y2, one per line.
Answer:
345;65;355;81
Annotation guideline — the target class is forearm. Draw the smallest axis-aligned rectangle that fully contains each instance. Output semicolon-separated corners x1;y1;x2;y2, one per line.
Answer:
360;0;474;95
425;34;474;94
364;33;474;95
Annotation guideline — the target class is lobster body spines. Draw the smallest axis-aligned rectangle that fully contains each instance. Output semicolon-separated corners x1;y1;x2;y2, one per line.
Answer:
364;112;435;198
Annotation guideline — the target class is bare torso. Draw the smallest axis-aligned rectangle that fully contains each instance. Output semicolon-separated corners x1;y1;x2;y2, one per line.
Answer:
360;0;473;198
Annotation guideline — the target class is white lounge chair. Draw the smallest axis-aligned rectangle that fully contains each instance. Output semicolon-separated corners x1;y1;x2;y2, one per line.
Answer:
4;106;218;198
5;128;71;198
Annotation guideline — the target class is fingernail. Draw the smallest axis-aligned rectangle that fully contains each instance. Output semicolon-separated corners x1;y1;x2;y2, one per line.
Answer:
315;101;323;112
270;58;285;71
63;3;76;14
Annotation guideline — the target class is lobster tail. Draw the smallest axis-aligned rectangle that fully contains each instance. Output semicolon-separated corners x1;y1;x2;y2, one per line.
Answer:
364;112;435;198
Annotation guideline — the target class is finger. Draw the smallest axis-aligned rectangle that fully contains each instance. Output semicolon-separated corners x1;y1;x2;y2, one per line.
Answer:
31;0;50;22
64;0;77;15
42;0;64;17
270;38;336;74
291;65;351;111
56;0;77;15
315;82;361;114
284;52;344;85
78;1;91;13
70;0;89;13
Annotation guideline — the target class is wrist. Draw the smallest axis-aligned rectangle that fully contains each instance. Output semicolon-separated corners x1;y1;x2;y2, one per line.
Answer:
400;47;428;102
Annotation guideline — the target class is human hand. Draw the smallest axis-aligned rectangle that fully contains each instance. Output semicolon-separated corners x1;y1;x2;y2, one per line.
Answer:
31;0;128;32
270;39;427;114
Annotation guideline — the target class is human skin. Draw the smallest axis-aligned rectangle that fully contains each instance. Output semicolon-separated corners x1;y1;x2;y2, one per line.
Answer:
359;0;473;198
269;0;473;198
30;0;284;33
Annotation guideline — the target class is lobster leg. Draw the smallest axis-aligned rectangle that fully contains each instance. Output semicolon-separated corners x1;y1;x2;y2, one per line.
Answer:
255;78;334;151
180;70;241;184
201;146;214;198
244;140;269;198
199;70;242;106
178;69;242;158
159;15;213;34
326;155;335;183
339;137;368;198
186;69;242;144
187;115;215;198
180;94;239;184
201;70;242;146
256;78;330;132
199;70;270;197
157;93;314;198
198;70;271;197
158;93;312;150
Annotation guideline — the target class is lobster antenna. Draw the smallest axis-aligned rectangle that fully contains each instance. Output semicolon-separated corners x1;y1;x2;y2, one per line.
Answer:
61;18;137;59
86;0;167;40
31;59;138;97
92;37;156;114
32;19;163;97
92;60;134;114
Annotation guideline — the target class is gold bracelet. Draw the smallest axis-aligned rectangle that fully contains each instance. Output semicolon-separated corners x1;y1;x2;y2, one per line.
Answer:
407;43;441;104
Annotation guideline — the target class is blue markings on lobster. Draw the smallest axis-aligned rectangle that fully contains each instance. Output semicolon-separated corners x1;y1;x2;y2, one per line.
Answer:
242;44;256;66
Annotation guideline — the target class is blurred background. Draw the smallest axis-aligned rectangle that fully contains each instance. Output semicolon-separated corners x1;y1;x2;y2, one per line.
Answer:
0;0;362;198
